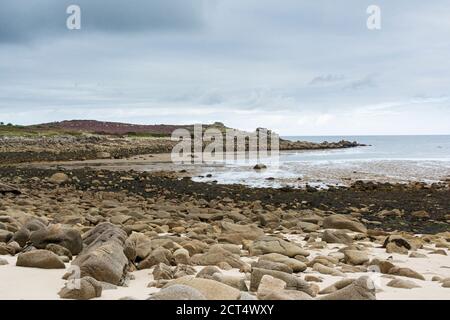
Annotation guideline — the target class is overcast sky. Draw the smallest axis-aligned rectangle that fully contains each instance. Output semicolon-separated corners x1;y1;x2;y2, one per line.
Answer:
0;0;449;135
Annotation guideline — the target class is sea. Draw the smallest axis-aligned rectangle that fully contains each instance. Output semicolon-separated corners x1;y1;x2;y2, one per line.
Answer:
192;135;450;188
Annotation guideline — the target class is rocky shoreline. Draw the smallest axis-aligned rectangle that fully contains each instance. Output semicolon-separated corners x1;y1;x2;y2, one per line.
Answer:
0;165;449;300
0;135;364;164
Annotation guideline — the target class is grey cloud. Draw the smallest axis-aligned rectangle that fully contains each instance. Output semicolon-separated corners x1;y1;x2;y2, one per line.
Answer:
309;74;345;86
0;0;205;43
345;74;377;90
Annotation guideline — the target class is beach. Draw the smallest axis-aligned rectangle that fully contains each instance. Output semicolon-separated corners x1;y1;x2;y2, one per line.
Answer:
0;139;449;300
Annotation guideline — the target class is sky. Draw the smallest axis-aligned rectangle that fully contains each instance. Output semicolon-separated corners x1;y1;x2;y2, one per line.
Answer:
0;0;449;135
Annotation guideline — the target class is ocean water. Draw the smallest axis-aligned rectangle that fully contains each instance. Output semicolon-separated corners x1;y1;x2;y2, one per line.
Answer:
282;135;450;162
192;135;450;188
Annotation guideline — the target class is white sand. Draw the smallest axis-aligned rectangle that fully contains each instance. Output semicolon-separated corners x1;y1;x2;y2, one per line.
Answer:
1;240;449;300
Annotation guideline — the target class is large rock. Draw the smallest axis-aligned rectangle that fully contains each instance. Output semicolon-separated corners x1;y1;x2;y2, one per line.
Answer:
387;279;421;289
383;235;413;251
149;285;206;300
322;230;353;244
153;263;174;280
320;276;376;300
71;223;129;285
259;253;307;272
58;276;103;300
388;267;425;280
72;241;128;285
319;279;355;294
16;250;65;269
46;243;73;260
257;275;286;300
249;236;309;258
217;221;264;244
138;247;172;270
30;224;83;255
212;273;248;291
164;276;241;300
173;248;190;265
0;230;13;243
252;260;293;273
313;263;345;277
323;215;367;233
124;232;153;262
344;250;369;265
250;268;314;296
191;245;249;269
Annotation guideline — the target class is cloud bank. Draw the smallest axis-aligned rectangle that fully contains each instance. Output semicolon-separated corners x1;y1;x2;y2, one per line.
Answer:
0;0;449;135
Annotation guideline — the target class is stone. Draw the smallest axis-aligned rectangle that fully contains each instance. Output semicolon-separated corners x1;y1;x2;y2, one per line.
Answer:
124;232;153;262
411;210;430;219
138;247;172;270
72;241;128;285
253;164;267;170
320;276;376;300
442;280;450;288
305;275;322;282
71;223;129;285
250;268;314;296
430;249;447;256
319;278;355;294
322;230;353;244
256;275;286;300
259;253;307;272
149;285;206;300
16;250;65;269
173;264;197;279
58;276;103;300
369;259;396;274
49;172;69;184
388;267;425;280
322;214;367;233
46;243;73;260
30;225;83;255
153;263;174;280
164;276;241;300
212;273;248;291
0;258;8;265
387;279;421;289
0;243;14;255
297;221;320;233
313;263;345;277
173;248;190;265
252;260;293;274
249;236;309;258
262;290;313;300
386;242;408;255
196;266;221;280
12;228;31;247
239;292;257;300
383;235;412;251
96;151;111;159
191;245;248;269
344;250;369;265
0;229;13;243
217;221;264;244
409;252;427;258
